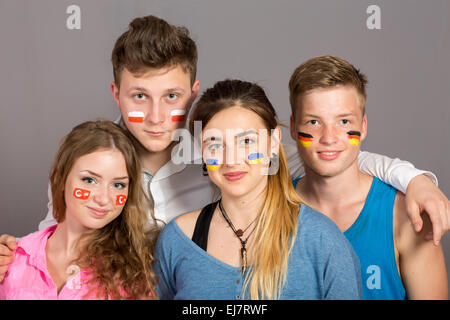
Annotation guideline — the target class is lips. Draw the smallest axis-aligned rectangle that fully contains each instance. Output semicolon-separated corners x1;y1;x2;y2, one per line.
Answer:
87;206;109;218
144;130;165;137
223;171;247;182
317;151;341;161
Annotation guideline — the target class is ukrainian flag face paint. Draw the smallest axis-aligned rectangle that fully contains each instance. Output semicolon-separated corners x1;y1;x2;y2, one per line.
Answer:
205;158;219;171
347;131;361;146
298;132;313;147
248;152;264;164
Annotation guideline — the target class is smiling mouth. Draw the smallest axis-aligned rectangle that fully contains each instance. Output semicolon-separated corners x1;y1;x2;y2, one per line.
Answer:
223;171;247;182
145;130;165;136
87;206;109;218
317;151;342;160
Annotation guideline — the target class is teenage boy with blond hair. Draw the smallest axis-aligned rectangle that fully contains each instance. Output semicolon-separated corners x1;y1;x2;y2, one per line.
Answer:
289;55;448;299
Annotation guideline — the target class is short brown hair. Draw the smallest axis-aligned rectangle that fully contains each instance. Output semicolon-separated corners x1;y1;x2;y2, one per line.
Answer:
111;15;198;87
289;55;368;116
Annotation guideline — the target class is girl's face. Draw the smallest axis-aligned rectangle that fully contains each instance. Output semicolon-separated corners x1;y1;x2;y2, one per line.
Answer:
202;106;278;199
63;148;129;232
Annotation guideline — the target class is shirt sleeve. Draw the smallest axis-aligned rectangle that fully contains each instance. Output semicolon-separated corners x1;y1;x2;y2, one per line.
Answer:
38;182;57;231
153;225;177;300
357;151;438;194
322;230;362;300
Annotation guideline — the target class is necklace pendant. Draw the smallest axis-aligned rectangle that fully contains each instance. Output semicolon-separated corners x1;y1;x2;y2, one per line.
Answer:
236;229;244;237
241;247;247;274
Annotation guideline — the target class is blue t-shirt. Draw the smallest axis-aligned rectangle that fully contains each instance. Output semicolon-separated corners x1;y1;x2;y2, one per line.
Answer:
292;177;406;300
154;204;362;300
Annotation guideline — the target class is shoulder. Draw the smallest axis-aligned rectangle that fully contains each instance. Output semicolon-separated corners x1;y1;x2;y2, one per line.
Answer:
297;205;356;257
17;225;56;255
175;209;202;240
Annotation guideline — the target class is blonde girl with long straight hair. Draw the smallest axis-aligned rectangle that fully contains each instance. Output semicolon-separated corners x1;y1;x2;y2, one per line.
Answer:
153;79;361;300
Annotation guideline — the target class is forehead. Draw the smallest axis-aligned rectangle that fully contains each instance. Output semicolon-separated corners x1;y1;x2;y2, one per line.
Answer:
295;86;362;117
203;106;267;133
70;149;127;172
119;64;191;90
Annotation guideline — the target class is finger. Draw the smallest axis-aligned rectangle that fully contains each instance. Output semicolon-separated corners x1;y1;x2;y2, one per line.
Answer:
0;235;17;251
0;274;4;283
406;201;423;232
0;244;14;256
0;255;14;266
0;265;8;277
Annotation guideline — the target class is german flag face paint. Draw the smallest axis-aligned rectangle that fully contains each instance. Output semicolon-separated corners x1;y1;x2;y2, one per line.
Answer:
205;158;219;171
128;111;145;123
73;188;90;200
298;132;313;147
347;131;361;146
248;152;264;164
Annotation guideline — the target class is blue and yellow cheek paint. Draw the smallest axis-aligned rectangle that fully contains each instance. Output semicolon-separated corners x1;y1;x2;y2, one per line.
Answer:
347;131;361;146
298;132;313;147
205;158;219;171
248;152;264;164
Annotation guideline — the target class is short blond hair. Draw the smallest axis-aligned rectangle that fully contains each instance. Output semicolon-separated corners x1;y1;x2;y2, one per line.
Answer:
289;55;368;116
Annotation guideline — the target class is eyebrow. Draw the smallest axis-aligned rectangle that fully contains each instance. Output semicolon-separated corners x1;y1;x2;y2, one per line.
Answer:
202;130;259;143
81;170;129;180
303;113;356;118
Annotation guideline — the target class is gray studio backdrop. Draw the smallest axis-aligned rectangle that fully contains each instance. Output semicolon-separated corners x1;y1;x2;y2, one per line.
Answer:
1;0;449;288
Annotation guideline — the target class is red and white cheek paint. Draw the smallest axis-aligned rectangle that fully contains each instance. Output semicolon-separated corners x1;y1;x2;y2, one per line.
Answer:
170;109;186;122
128;111;145;123
73;188;91;200
116;195;127;206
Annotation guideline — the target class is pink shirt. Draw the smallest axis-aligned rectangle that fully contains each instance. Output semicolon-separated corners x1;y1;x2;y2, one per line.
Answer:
0;225;95;300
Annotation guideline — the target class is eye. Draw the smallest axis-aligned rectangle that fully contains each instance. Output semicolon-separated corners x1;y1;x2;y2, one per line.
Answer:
207;143;223;151
135;93;146;100
239;137;256;145
167;93;178;101
308;120;319;125
340;119;350;125
82;177;95;184
113;182;127;189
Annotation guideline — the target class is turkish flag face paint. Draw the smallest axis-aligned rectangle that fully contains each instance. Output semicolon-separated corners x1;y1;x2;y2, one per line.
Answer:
170;109;186;122
73;188;91;200
128;111;145;123
116;195;127;206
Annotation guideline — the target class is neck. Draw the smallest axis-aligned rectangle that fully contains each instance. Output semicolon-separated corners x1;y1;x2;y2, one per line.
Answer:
138;142;177;175
220;180;267;228
299;164;368;210
47;218;87;259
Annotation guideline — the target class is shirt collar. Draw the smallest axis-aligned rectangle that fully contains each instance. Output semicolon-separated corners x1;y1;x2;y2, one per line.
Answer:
17;225;57;271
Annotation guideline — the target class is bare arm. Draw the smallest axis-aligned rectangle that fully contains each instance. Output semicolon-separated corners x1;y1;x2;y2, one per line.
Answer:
394;192;448;299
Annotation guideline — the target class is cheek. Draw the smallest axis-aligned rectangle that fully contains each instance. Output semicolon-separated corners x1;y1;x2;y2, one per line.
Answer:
297;131;314;148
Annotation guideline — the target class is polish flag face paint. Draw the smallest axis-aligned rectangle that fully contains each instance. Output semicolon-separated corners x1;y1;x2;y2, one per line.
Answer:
205;158;219;171
128;111;145;123
170;109;186;122
347;131;361;146
248;152;264;164
116;195;127;206
73;188;91;200
298;132;313;147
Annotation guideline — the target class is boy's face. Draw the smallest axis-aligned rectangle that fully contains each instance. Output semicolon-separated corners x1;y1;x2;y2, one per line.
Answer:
290;85;367;178
111;65;199;154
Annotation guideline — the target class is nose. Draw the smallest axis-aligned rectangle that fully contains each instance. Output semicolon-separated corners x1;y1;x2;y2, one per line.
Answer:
147;101;165;124
92;185;110;207
319;124;339;145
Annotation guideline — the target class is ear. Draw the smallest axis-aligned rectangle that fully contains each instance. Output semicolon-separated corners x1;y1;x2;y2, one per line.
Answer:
360;114;368;142
290;115;297;142
270;126;282;156
110;81;120;108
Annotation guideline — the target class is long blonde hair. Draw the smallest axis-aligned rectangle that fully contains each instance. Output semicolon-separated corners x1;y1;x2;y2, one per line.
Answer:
49;120;159;299
190;80;303;299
